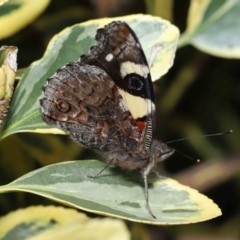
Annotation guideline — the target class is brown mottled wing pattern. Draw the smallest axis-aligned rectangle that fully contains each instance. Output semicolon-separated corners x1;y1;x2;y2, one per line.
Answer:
79;21;156;152
41;62;141;152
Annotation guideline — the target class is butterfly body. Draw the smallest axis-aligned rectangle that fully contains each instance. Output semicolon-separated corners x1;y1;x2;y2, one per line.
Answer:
40;21;174;218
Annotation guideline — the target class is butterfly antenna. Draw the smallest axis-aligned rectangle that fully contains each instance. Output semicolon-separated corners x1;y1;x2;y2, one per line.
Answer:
174;149;200;163
166;130;233;144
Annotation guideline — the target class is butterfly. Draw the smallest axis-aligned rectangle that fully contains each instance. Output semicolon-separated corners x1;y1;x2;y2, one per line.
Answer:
40;21;175;218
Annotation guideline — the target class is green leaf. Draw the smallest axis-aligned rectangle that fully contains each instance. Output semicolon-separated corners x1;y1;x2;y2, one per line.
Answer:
0;206;130;240
0;160;222;225
179;0;240;58
0;0;50;40
0;14;179;140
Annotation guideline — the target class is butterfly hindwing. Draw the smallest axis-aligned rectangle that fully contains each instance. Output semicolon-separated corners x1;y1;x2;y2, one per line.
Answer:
41;62;142;152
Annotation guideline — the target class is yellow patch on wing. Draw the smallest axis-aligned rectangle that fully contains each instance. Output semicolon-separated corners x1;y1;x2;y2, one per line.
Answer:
120;62;149;78
118;89;151;119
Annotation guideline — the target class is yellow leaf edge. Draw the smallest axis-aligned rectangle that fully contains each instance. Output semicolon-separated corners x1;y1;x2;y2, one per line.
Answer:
186;0;211;33
192;42;240;59
0;205;88;234
155;178;222;224
0;205;130;240
0;0;8;6
0;0;50;39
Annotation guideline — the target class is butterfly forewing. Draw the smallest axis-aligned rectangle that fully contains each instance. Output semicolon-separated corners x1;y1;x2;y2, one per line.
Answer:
79;21;156;152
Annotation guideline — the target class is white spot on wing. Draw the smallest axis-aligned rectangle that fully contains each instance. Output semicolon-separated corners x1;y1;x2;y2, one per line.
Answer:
105;53;113;62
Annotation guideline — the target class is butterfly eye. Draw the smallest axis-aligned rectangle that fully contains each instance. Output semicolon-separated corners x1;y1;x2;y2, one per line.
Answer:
127;74;144;91
56;99;70;113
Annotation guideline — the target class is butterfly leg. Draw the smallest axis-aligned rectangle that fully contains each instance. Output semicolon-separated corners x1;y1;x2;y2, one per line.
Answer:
141;158;156;219
142;174;156;219
88;158;115;178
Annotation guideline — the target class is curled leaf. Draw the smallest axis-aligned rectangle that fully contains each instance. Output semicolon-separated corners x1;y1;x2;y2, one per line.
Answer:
0;45;17;128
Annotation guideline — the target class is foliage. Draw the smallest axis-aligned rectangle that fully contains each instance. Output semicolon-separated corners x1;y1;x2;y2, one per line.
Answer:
0;0;239;239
